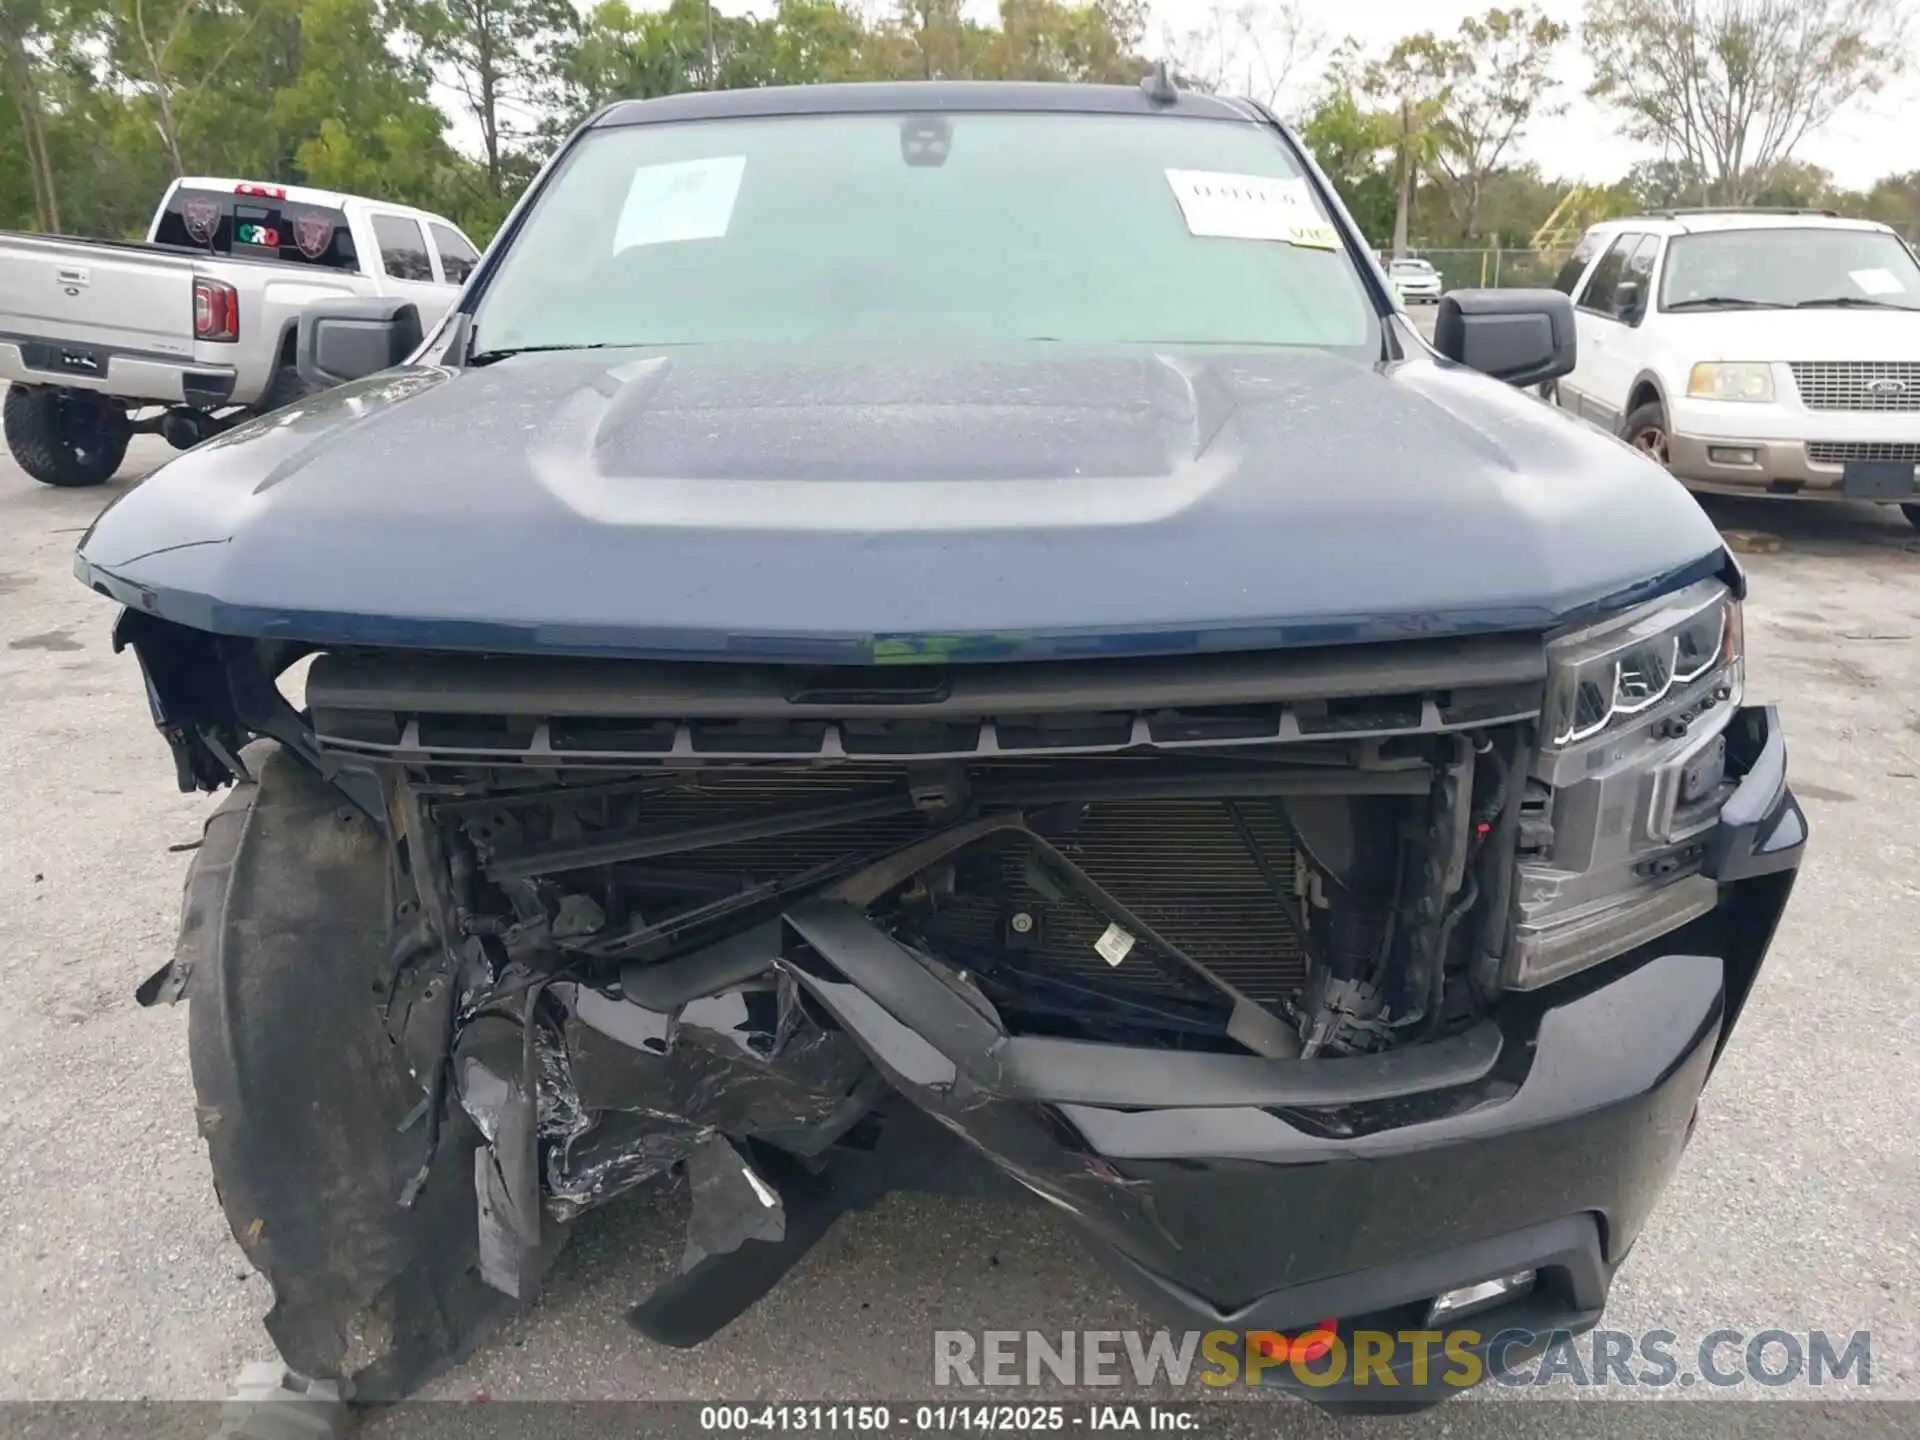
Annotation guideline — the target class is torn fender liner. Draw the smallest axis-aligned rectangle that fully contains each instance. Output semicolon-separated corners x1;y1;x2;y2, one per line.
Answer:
137;761;260;1008
456;1011;550;1304
186;744;510;1400
514;969;871;1219
682;1135;786;1270
627;1138;870;1350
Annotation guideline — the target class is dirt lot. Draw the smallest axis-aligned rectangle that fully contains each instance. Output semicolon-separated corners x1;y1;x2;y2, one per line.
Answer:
2;398;1918;1431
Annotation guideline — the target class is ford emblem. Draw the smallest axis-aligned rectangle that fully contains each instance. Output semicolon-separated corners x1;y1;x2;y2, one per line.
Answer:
1865;378;1909;395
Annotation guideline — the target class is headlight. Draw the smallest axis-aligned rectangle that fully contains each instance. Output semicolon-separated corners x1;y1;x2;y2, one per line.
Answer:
1687;362;1775;402
1542;580;1742;749
1506;580;1743;990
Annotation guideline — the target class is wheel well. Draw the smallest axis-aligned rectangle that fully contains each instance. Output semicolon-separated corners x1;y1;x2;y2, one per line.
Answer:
277;325;298;369
1627;379;1664;416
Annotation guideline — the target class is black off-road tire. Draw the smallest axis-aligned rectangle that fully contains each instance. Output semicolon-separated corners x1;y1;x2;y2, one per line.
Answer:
3;386;132;487
182;746;510;1400
1901;503;1920;530
253;363;320;416
1621;400;1671;468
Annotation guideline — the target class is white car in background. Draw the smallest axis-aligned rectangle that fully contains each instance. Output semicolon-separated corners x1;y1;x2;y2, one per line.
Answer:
1387;256;1444;303
1548;208;1920;529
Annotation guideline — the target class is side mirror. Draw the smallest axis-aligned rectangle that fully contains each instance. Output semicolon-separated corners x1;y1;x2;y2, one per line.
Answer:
296;298;424;389
1433;289;1576;388
1612;280;1644;321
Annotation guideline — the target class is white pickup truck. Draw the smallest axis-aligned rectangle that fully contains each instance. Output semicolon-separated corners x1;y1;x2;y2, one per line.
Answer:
0;177;480;486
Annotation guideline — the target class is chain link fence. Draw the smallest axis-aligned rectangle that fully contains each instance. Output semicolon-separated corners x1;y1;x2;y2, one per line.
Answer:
1407;249;1569;292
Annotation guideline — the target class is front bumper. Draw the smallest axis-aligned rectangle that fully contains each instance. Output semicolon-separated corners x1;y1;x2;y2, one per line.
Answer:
777;707;1805;1408
1666;396;1920;498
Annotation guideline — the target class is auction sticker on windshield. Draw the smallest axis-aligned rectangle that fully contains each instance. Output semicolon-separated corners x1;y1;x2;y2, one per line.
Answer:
615;155;747;251
1849;268;1906;295
1164;170;1337;249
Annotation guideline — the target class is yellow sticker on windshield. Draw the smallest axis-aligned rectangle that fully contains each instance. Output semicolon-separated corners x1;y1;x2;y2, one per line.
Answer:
1165;170;1339;251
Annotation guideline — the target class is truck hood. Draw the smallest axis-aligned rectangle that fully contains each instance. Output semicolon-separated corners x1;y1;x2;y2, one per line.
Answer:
77;342;1730;663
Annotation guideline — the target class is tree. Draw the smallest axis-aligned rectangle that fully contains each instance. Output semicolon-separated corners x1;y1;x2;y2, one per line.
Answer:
1164;0;1317;107
989;0;1147;84
0;0;75;229
1369;7;1565;243
1420;8;1565;240
276;0;460;207
413;0;573;200
1353;40;1445;257
1296;81;1396;242
1584;0;1911;206
110;0;278;176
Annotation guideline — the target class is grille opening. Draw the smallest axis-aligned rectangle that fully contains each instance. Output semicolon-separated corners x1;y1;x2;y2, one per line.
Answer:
992;711;1137;750
1296;693;1425;735
839;718;984;754
417;713;537;750
1807;441;1920;466
549;717;677;753
1146;705;1282;742
689;718;831;754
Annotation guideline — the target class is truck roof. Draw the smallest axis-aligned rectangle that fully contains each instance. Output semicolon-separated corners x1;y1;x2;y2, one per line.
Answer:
1590;210;1897;238
169;176;447;224
595;80;1263;129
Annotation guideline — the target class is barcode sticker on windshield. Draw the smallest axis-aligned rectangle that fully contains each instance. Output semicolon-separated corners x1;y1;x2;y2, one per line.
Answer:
1165;170;1335;248
1850;268;1906;295
1094;923;1136;967
615;156;746;252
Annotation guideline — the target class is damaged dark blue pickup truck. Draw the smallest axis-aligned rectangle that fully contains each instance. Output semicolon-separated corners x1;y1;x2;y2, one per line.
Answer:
76;80;1804;1411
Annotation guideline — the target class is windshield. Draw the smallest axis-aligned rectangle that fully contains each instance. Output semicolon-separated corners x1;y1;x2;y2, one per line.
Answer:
1659;228;1920;311
471;111;1378;357
1390;260;1432;273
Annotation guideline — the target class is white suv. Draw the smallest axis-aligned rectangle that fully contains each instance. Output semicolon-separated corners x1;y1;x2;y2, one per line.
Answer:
1548;210;1920;529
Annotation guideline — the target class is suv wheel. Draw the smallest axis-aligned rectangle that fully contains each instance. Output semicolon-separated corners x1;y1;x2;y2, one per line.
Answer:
3;387;132;487
1902;503;1920;531
1622;401;1671;467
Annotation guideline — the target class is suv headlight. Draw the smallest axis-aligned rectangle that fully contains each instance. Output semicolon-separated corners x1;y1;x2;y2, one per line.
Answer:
1687;362;1774;402
1506;579;1743;990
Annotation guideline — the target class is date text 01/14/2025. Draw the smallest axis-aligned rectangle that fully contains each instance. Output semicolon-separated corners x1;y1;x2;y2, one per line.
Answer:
698;1406;1199;1432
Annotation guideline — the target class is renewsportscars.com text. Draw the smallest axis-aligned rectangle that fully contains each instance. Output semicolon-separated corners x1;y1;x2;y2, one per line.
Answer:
933;1328;1872;1391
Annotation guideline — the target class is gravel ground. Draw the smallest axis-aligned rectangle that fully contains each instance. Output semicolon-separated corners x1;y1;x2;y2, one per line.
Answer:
2;376;1918;1435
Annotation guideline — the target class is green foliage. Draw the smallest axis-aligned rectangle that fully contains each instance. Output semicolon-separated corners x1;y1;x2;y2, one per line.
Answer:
0;0;1910;252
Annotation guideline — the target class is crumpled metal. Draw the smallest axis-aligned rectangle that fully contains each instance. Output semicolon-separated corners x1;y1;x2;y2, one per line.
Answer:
520;967;870;1220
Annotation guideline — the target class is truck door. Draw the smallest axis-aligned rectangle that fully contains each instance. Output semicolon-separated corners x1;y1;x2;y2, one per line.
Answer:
369;213;456;328
1563;232;1644;429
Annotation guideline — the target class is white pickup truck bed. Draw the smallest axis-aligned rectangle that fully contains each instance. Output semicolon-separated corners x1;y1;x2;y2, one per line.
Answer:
0;178;479;487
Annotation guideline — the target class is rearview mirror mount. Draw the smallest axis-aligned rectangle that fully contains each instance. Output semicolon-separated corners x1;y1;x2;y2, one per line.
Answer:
296;298;425;390
1432;289;1576;388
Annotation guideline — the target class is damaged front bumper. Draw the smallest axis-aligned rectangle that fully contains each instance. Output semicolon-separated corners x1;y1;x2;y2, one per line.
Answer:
153;656;1802;1411
454;737;1798;1408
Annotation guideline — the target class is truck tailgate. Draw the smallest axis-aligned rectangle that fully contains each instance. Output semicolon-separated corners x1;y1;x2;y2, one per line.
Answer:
0;235;196;365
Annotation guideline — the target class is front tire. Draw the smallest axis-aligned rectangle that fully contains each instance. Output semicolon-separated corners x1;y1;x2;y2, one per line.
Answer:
1901;503;1920;530
185;746;509;1400
1621;400;1671;468
3;386;132;487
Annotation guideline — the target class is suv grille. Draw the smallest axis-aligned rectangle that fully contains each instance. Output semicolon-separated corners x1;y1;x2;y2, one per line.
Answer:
1790;362;1920;412
1807;441;1920;465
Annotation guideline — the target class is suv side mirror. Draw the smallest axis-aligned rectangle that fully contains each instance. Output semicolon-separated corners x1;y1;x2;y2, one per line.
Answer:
1612;280;1644;322
296;298;424;389
1432;289;1576;388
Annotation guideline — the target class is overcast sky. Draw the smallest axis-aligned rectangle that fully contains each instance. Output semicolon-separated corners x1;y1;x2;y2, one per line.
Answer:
521;0;1917;190
1169;0;1920;190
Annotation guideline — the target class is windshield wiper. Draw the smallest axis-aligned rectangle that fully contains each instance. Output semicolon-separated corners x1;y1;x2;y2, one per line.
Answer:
1663;296;1786;311
468;342;617;366
1792;296;1914;310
